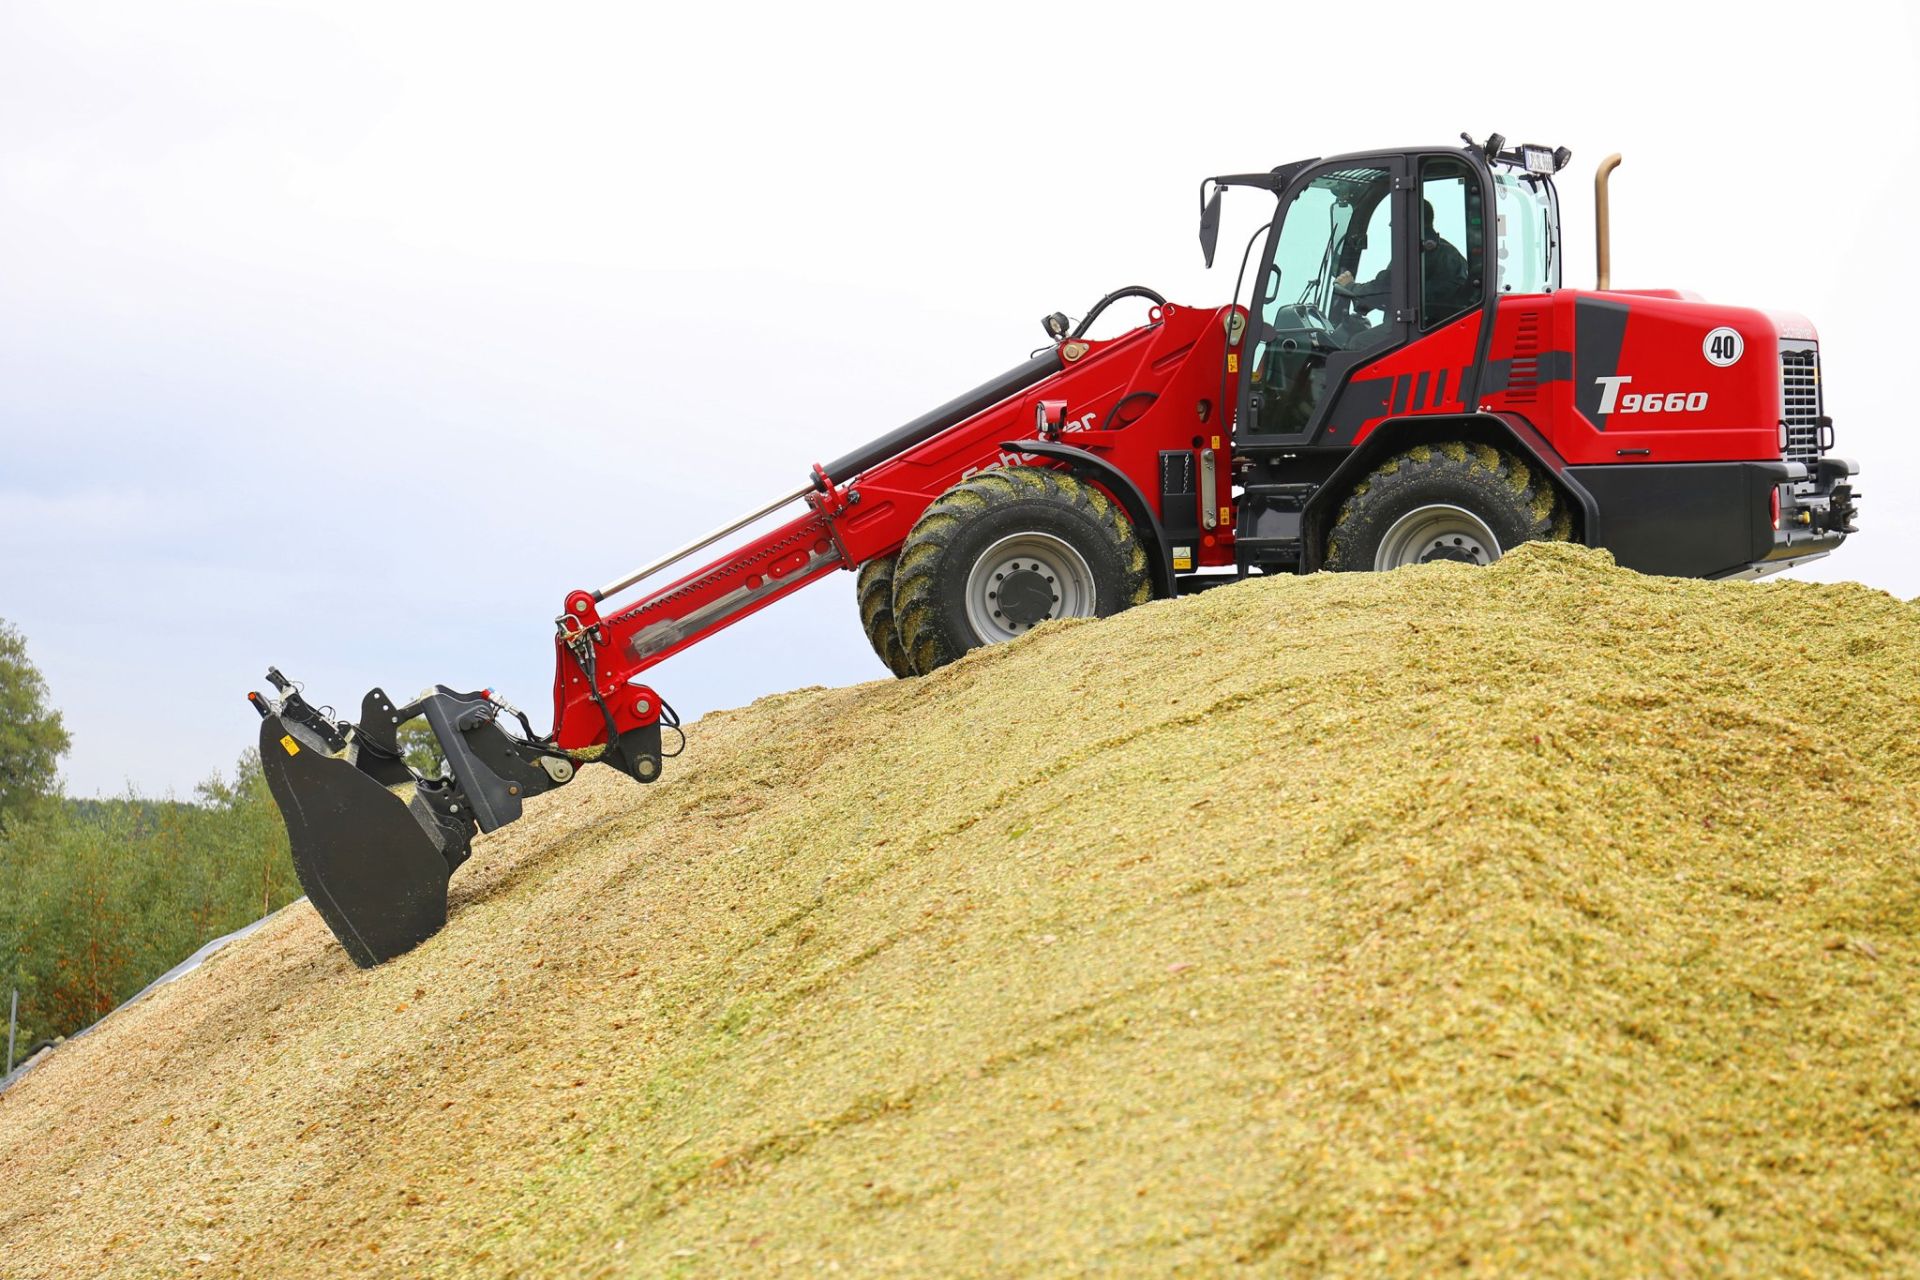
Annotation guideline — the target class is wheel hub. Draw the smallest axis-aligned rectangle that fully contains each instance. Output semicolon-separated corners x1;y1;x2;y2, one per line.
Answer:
964;533;1095;643
995;567;1056;626
1420;537;1487;565
1373;504;1503;571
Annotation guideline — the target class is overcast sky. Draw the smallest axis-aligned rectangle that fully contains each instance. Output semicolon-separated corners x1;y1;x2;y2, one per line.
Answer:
5;1;1917;797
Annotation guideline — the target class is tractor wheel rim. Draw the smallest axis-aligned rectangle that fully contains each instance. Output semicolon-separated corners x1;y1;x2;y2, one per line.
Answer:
964;532;1096;643
1374;504;1502;570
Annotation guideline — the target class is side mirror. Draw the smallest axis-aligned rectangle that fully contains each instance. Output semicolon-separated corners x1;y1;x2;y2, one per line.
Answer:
1199;187;1223;268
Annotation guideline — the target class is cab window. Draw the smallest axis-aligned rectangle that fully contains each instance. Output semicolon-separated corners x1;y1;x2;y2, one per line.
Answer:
1260;165;1395;347
1493;168;1557;295
1248;166;1396;435
1418;157;1485;328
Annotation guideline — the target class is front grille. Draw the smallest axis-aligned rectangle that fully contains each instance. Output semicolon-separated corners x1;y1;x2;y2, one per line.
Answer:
1780;346;1824;471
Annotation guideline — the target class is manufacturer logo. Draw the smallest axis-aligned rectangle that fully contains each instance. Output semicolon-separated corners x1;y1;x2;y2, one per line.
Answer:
1703;327;1744;367
1594;375;1708;415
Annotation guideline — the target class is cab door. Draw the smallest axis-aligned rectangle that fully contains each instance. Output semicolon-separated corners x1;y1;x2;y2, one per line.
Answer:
1240;157;1411;443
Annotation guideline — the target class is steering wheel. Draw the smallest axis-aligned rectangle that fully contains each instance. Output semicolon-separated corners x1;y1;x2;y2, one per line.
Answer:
1275;302;1331;331
1267;301;1348;355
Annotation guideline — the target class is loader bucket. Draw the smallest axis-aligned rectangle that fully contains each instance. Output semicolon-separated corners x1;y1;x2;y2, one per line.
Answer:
257;711;452;968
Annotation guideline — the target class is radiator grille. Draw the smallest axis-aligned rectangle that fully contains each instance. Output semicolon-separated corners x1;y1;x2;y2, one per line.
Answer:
1780;346;1823;471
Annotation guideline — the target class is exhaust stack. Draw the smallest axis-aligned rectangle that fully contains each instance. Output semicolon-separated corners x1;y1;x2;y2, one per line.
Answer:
1595;153;1623;290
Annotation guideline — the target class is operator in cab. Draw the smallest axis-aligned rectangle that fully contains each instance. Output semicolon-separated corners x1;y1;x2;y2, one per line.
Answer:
1332;199;1473;345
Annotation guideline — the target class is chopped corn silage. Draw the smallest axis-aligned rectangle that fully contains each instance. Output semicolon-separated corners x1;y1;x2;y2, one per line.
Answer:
3;544;1919;1278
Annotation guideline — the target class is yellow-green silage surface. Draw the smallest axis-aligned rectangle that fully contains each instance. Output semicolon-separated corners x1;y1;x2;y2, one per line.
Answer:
3;543;1917;1278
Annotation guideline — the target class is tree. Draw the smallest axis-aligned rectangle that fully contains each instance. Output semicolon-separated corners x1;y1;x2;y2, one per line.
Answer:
395;718;446;778
0;621;69;826
0;752;299;1047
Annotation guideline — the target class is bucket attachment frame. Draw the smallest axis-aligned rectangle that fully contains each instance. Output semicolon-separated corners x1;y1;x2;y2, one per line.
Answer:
250;669;663;967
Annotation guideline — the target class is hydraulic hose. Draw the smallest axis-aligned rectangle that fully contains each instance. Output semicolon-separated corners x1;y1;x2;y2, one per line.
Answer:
1069;286;1168;339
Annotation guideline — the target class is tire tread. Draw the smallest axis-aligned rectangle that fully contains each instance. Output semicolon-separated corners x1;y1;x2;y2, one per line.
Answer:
893;468;1148;674
1325;441;1570;570
855;556;914;678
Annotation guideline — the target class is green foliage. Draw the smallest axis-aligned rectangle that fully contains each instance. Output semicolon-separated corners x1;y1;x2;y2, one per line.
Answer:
0;620;70;828
395;718;446;778
0;750;298;1054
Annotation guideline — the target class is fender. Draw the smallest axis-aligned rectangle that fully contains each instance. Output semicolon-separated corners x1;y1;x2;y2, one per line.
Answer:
1482;412;1602;543
1299;413;1600;569
1002;439;1176;600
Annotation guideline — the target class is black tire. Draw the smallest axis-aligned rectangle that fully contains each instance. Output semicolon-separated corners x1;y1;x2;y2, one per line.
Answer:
892;467;1151;675
1323;441;1573;572
855;555;915;679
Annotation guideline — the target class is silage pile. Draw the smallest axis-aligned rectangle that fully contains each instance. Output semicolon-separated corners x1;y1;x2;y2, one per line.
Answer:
3;544;1919;1277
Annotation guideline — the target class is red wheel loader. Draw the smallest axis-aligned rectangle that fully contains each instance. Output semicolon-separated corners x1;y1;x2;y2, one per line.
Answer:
251;134;1860;967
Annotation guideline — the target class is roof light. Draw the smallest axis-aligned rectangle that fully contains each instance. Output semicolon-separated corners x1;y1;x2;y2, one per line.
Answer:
1520;145;1556;175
